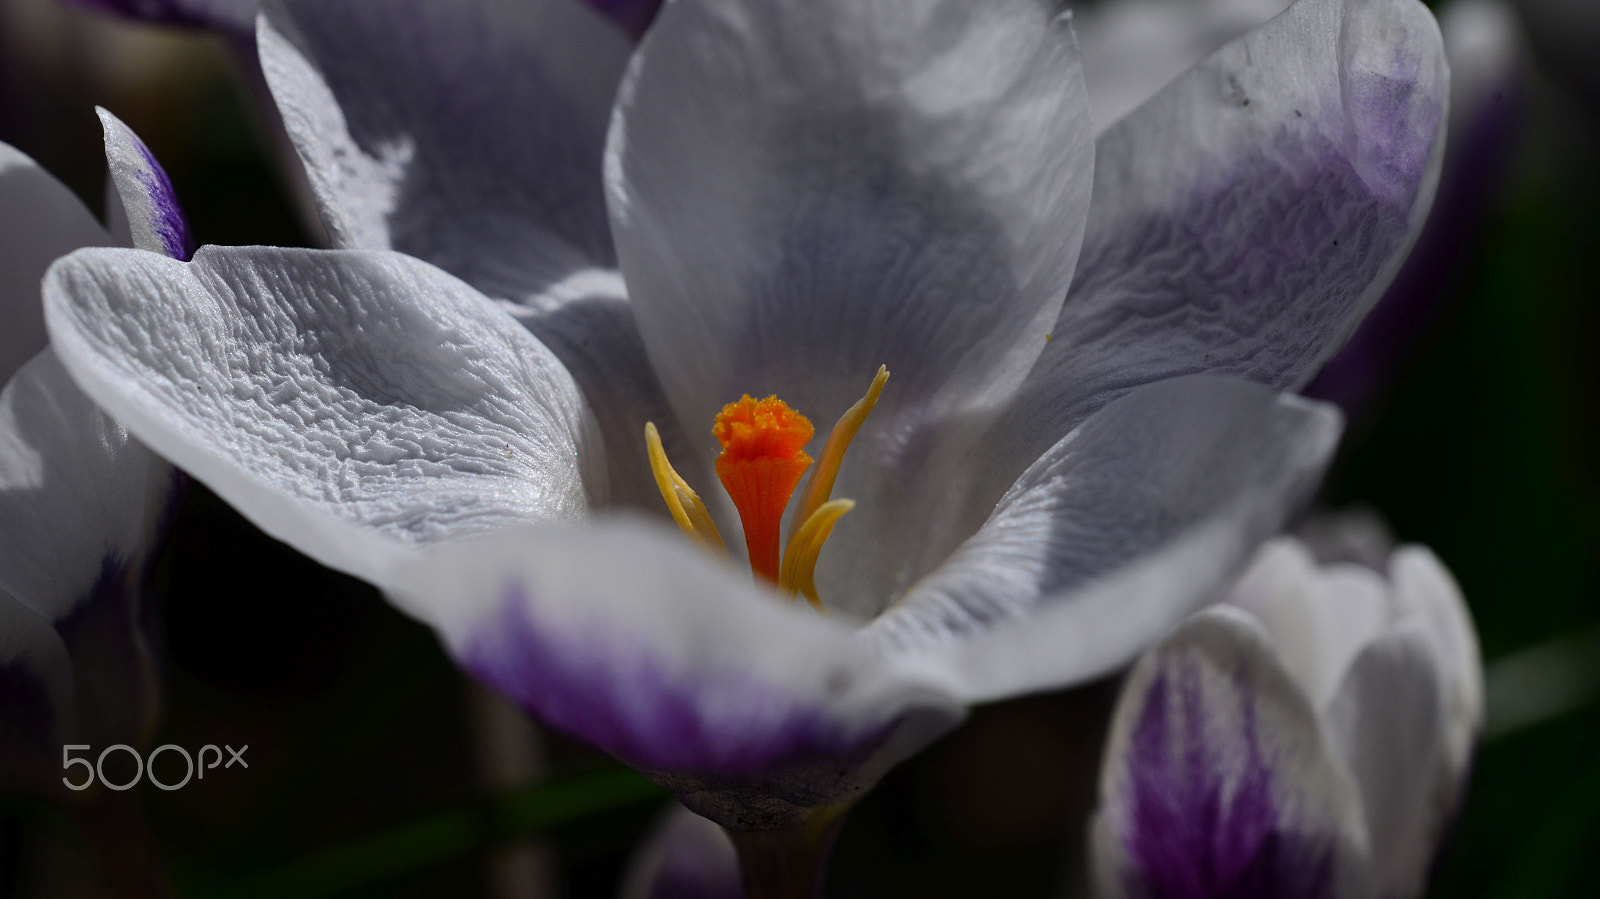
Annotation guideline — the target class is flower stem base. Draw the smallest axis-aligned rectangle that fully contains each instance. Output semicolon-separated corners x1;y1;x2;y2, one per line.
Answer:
724;809;848;899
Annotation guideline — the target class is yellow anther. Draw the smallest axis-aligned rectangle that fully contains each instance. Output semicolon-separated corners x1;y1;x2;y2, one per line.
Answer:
782;366;887;575
778;498;854;610
643;367;887;613
645;422;726;553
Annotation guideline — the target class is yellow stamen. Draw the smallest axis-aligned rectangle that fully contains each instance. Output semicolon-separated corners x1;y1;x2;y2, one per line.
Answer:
779;499;854;610
645;422;726;553
712;396;815;584
642;367;888;612
782;366;888;575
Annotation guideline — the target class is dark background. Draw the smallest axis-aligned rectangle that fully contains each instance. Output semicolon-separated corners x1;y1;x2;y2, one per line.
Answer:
1;0;1596;895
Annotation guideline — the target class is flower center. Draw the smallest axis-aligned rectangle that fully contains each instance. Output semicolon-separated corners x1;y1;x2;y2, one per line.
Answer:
644;366;889;611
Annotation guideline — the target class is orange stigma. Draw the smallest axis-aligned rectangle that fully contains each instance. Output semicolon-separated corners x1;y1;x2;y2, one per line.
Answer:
712;396;814;584
644;366;887;611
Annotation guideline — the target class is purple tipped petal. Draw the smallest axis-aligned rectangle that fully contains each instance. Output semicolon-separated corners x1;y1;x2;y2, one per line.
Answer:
465;581;876;777
1306;0;1523;415
965;0;1447;516
1093;609;1368;899
390;520;965;829
98;109;195;261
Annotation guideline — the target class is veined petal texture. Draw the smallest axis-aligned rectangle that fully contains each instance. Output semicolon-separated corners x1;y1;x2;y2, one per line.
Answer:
260;0;677;510
43;246;597;587
971;0;1447;518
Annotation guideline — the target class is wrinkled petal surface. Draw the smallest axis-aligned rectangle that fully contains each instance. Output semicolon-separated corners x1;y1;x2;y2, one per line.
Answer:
969;0;1446;517
1090;607;1370;899
43;245;596;586
869;375;1341;700
260;0;675;509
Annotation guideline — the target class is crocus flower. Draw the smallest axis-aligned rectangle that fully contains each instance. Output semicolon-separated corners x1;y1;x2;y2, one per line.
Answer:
42;0;1445;884
1089;531;1482;899
1;110;186;795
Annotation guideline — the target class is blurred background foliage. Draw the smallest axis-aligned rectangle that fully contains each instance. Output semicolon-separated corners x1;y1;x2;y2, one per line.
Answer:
0;0;1595;895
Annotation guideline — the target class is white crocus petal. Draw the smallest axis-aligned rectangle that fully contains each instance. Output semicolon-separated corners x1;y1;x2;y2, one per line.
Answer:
42;245;598;587
0;350;169;622
0;590;74;754
1090;607;1370;899
259;0;679;511
1074;0;1291;133
259;0;628;290
607;0;1096;584
0;143;111;383
1294;507;1396;570
1225;540;1393;707
1324;626;1447;899
1390;546;1483;785
98;108;194;261
962;0;1447;526
384;517;965;829
869;375;1342;698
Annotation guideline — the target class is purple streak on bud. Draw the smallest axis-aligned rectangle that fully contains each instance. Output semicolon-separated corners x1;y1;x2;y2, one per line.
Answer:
1122;662;1335;899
